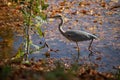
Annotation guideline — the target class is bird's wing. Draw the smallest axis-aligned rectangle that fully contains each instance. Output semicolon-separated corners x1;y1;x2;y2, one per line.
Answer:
65;30;97;41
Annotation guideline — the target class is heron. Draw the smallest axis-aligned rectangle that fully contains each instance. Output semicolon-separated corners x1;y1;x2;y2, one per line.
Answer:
48;15;97;57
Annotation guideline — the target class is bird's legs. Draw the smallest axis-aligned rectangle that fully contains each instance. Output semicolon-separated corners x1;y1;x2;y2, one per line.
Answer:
88;39;94;56
76;42;80;61
88;39;93;50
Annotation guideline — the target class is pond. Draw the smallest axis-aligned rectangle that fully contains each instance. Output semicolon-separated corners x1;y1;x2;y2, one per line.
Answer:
29;0;120;72
0;0;120;72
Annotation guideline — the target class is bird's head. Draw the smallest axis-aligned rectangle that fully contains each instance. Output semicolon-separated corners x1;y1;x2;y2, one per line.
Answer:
47;14;63;27
53;15;62;18
47;14;62;19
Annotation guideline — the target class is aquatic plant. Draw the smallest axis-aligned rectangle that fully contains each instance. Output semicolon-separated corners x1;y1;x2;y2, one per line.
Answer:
11;0;49;61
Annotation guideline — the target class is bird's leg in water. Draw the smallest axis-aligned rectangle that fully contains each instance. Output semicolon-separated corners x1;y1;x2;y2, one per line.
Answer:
88;39;93;50
76;42;80;61
45;42;49;48
88;39;94;56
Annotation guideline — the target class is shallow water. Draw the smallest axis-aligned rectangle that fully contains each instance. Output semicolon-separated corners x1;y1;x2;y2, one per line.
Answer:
0;0;120;72
29;0;120;72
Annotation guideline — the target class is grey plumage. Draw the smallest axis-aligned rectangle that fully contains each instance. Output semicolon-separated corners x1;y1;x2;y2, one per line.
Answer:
64;30;97;42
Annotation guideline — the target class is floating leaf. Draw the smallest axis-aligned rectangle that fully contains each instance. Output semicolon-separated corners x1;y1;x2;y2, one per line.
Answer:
96;57;102;60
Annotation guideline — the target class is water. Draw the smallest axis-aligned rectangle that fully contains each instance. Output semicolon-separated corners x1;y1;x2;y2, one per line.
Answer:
0;0;120;72
29;0;120;72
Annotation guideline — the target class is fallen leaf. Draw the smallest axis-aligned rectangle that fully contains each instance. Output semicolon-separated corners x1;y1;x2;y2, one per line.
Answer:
96;57;102;60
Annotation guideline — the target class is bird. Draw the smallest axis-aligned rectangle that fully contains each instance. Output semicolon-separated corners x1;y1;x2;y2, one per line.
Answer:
48;15;97;57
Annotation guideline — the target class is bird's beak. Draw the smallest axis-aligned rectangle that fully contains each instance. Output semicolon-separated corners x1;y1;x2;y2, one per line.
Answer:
47;15;54;18
47;16;51;18
47;16;56;18
47;16;55;22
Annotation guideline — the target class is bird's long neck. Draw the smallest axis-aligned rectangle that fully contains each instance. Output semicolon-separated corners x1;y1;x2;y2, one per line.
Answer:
58;17;65;35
